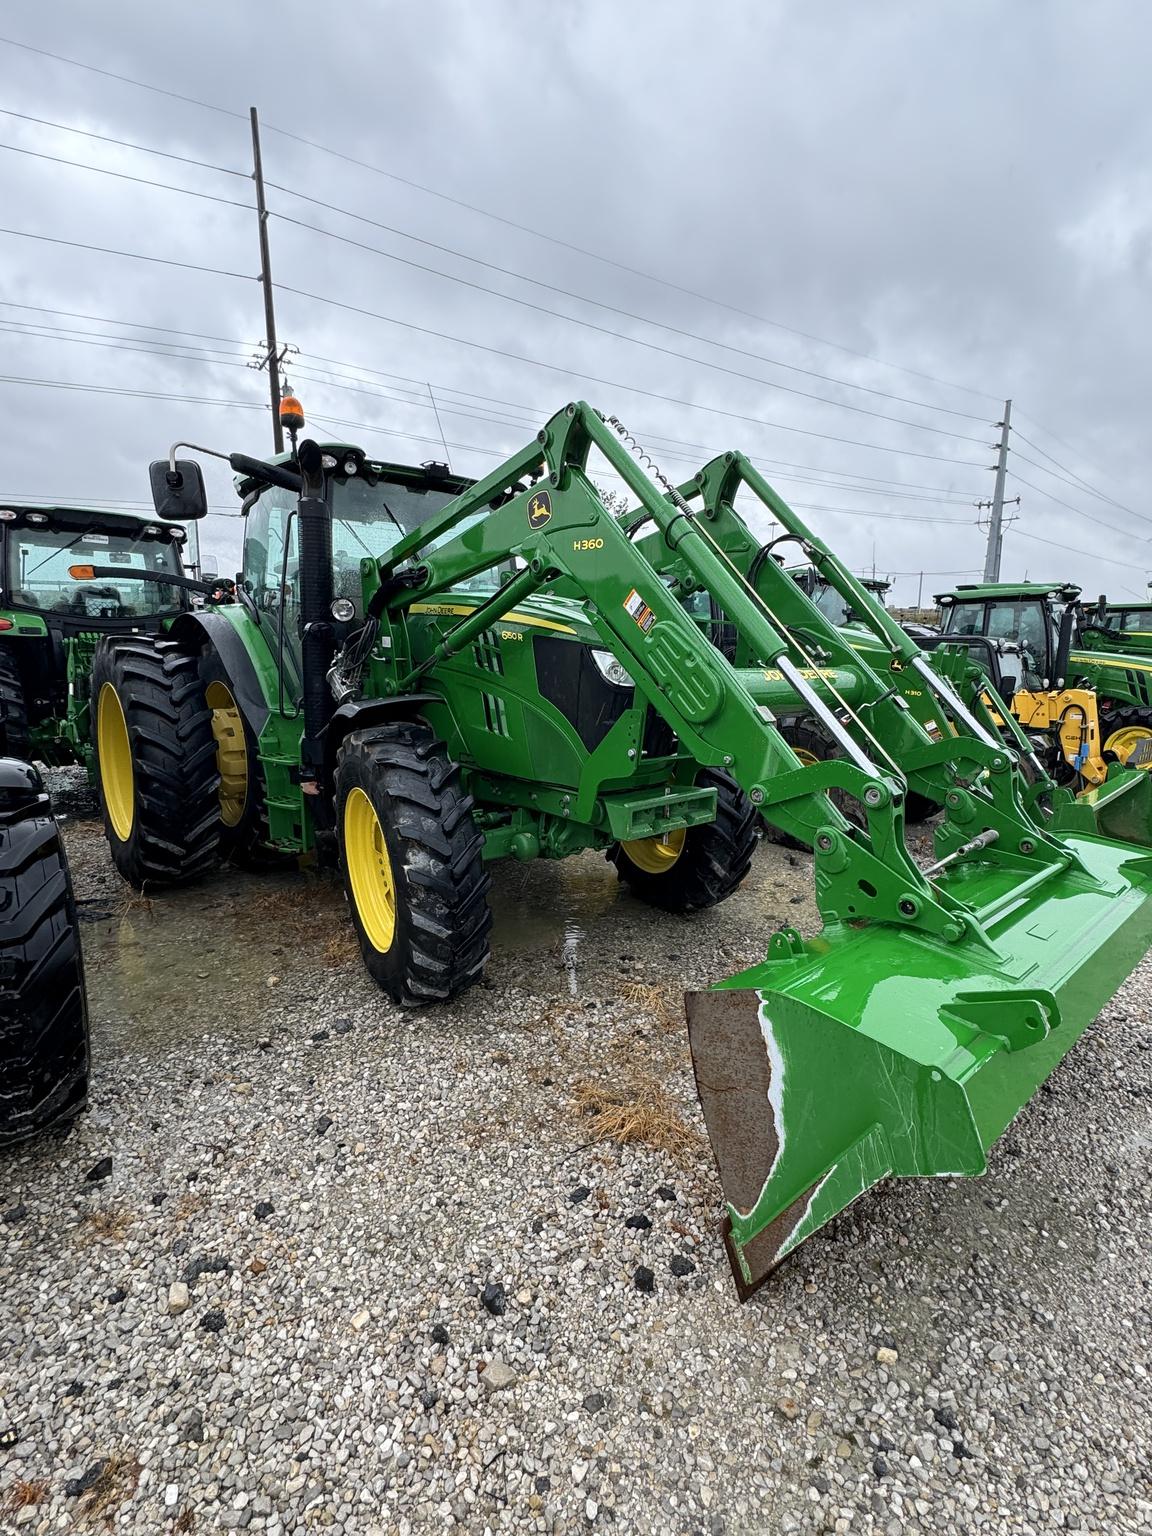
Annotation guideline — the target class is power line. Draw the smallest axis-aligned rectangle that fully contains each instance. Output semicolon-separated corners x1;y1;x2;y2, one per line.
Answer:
0;97;994;427
1012;409;1141;511
264;187;986;423
275;281;989;467
0;106;247;177
3;109;992;437
1012;439;1148;523
0;305;983;500
1010;527;1145;573
0;225;255;281
1011;471;1150;544
270;208;990;443
0;139;252;210
0;31;999;406
0;298;259;349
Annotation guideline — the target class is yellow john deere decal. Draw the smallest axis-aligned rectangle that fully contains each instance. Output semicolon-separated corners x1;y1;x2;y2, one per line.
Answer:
527;490;553;529
763;667;836;682
409;602;576;635
1071;653;1152;673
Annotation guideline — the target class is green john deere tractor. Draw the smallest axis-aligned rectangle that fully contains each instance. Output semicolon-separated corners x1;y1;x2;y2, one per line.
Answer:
89;400;1152;1297
0;503;194;772
936;581;1152;768
1077;594;1152;659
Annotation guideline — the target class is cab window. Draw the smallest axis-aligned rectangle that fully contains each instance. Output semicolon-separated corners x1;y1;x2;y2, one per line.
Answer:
944;602;985;636
6;523;184;618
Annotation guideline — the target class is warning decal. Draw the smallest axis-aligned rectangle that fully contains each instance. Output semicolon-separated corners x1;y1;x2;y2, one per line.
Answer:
623;587;656;633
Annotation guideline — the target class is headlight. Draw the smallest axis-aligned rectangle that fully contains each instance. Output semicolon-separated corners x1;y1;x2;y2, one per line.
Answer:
330;597;356;622
591;648;634;688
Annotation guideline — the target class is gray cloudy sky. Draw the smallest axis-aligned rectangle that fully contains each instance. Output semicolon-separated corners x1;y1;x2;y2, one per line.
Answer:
1;1;1150;605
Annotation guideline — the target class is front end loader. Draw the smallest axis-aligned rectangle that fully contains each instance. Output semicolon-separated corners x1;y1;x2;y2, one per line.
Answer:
88;401;1152;1298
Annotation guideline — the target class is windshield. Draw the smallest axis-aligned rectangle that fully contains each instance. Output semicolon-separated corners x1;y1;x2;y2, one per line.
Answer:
243;474;508;622
813;582;851;627
1114;608;1152;632
5;523;185;618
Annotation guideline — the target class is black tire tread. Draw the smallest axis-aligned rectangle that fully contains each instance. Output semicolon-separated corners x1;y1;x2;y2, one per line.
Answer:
0;790;88;1146
0;649;30;761
336;722;491;1006
610;768;757;912
91;637;220;888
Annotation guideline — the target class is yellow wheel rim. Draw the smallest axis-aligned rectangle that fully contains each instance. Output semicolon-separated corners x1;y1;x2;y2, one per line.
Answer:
344;787;397;952
97;682;135;842
621;825;687;874
792;747;819;768
206;680;248;828
1103;724;1152;766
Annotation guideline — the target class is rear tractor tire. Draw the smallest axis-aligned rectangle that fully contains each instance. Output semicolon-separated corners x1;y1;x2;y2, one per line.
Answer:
0;758;89;1146
1101;707;1152;769
90;638;221;888
335;723;492;1006
198;651;284;869
610;767;757;912
0;649;30;761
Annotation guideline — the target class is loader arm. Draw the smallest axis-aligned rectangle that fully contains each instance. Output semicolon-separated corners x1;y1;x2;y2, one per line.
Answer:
371;404;1068;947
358;403;1152;1297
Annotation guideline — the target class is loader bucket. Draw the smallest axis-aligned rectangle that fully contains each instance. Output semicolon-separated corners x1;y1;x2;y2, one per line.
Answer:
1047;763;1152;849
687;831;1152;1300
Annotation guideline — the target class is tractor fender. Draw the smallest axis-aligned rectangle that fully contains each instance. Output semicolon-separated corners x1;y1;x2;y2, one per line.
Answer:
167;611;273;737
323;695;442;780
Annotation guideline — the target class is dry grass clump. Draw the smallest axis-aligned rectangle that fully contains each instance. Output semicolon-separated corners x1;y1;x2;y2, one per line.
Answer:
239;878;355;968
571;1069;701;1158
79;1455;141;1520
76;1207;135;1243
617;979;680;1029
2;1479;49;1513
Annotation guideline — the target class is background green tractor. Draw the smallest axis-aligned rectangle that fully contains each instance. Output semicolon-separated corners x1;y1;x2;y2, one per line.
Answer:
0;503;193;772
936;581;1152;767
1078;594;1152;659
89;402;1152;1295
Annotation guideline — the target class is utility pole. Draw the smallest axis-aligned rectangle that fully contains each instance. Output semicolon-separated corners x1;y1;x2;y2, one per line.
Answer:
981;398;1012;582
250;107;283;454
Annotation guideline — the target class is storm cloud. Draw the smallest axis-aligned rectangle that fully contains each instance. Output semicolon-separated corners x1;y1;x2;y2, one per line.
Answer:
1;1;1150;604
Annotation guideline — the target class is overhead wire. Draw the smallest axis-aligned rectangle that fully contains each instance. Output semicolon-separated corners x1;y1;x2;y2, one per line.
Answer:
0;31;1000;406
269;208;991;442
0;119;995;436
0;105;248;177
0;140;253;210
274;280;990;467
0;303;984;501
0;225;256;281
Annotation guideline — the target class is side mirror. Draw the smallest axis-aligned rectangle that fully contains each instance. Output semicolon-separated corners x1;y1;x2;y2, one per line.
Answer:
200;555;219;580
150;459;208;520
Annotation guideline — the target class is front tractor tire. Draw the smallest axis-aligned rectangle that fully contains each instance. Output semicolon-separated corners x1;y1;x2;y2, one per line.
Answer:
90;638;221;888
335;723;492;1006
610;767;757;912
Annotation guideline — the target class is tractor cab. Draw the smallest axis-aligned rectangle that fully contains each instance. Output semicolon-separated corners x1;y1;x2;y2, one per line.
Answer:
787;565;890;631
935;581;1080;693
0;504;191;762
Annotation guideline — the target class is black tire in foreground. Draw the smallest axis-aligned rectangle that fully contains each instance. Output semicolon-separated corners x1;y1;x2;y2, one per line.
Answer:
335;722;492;1006
610;767;757;912
0;758;88;1147
0;648;30;761
90;637;221;888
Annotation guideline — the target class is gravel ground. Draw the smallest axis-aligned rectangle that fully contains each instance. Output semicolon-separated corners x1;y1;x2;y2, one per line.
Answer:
3;774;1152;1534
